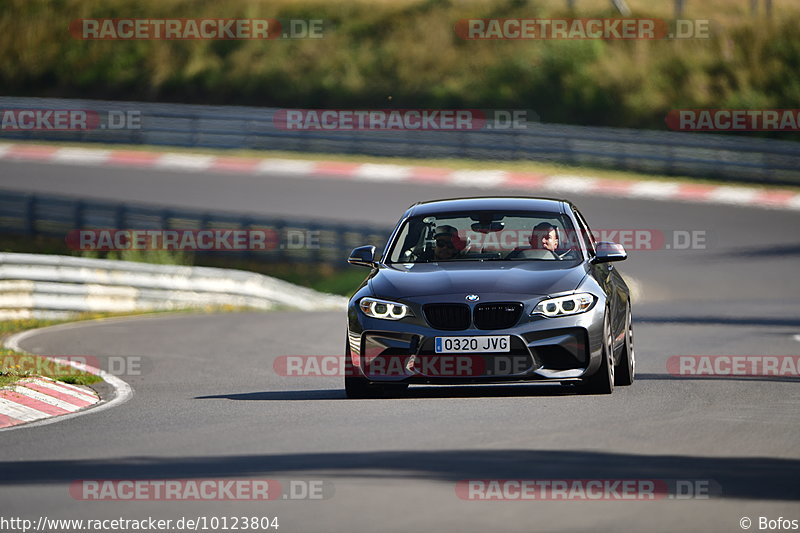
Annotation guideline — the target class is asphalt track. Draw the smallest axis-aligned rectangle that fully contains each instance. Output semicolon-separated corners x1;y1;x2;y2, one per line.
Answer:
1;159;799;532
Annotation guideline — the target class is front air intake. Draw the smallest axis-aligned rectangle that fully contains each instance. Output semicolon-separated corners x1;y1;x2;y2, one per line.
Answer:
473;303;523;330
423;304;471;330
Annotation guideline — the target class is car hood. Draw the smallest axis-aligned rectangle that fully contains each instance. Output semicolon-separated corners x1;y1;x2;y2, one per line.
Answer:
370;262;588;299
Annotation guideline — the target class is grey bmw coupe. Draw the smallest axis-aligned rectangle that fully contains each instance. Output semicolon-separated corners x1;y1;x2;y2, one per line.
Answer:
345;197;634;397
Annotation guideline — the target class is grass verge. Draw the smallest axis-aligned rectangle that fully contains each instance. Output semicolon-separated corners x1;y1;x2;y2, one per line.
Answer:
0;316;105;388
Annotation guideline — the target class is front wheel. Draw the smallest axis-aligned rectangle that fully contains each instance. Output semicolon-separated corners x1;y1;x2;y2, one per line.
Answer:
582;309;614;395
615;301;635;386
344;375;374;398
344;340;409;398
345;376;408;398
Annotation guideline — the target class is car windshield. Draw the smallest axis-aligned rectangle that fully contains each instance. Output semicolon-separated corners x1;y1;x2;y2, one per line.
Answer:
386;211;583;264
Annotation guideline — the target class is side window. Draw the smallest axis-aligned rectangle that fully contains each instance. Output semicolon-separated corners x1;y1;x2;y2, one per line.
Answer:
572;209;596;257
388;221;413;262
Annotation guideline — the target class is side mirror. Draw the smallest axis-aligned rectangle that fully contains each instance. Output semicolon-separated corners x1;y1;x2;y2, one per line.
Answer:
348;245;378;268
592;241;627;263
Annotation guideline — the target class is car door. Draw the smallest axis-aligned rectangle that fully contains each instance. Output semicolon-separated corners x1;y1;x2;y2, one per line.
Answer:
573;208;626;353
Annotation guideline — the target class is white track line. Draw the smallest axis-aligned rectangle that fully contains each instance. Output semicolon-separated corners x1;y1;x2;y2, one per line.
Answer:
8;385;83;412
3;143;799;210
707;186;760;205
449;170;508;188
52;147;111;165
2;322;133;432
33;376;98;401
787;195;800;210
354;164;412;182
155;153;215;171
544;175;598;193
0;397;50;422
628;182;680;199
35;375;98;399
256;159;316;175
22;378;97;402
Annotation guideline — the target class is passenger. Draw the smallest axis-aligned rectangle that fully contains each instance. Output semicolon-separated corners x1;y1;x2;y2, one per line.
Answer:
505;221;560;260
432;225;466;261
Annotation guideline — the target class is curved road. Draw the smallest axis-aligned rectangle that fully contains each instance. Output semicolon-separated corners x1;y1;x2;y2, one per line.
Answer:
1;160;799;532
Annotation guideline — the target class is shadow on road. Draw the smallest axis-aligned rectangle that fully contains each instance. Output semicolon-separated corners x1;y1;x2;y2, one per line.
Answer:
196;383;584;401
197;390;347;401
635;315;800;327
637;373;800;384
715;244;800;259
0;449;798;502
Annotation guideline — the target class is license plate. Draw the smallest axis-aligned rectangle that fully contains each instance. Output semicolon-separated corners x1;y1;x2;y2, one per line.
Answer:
435;335;511;353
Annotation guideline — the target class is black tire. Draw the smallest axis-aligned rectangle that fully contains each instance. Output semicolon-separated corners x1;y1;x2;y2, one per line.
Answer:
344;339;409;398
345;375;376;398
582;309;614;395
344;339;373;398
345;376;408;398
615;301;635;386
379;382;410;397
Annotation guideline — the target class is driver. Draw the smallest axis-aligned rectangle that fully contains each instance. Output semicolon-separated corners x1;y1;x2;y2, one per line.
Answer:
432;225;466;261
530;222;559;253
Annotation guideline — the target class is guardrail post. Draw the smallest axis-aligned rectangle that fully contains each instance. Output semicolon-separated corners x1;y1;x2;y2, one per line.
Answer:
191;115;199;147
276;219;287;263
25;195;36;235
308;222;322;264
73;200;84;230
241;216;253;262
115;204;127;229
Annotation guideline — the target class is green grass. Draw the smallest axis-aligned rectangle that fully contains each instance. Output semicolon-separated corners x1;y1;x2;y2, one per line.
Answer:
79;248;193;265
0;317;103;387
2;0;799;134
0;349;103;388
237;262;367;297
0;317;65;337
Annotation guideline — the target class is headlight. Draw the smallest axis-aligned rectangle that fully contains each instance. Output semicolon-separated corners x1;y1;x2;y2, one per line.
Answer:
532;293;595;318
359;297;413;320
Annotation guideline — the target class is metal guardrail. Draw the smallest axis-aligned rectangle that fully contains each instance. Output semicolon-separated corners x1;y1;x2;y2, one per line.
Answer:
0;189;391;267
0;252;347;320
1;97;800;185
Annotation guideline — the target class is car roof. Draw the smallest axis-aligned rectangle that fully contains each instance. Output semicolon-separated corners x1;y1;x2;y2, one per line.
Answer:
406;196;572;217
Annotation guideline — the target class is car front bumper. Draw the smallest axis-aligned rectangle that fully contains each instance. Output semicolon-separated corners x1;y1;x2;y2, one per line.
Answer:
347;297;606;384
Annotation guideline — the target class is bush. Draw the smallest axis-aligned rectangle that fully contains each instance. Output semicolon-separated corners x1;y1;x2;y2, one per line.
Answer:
1;0;798;131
